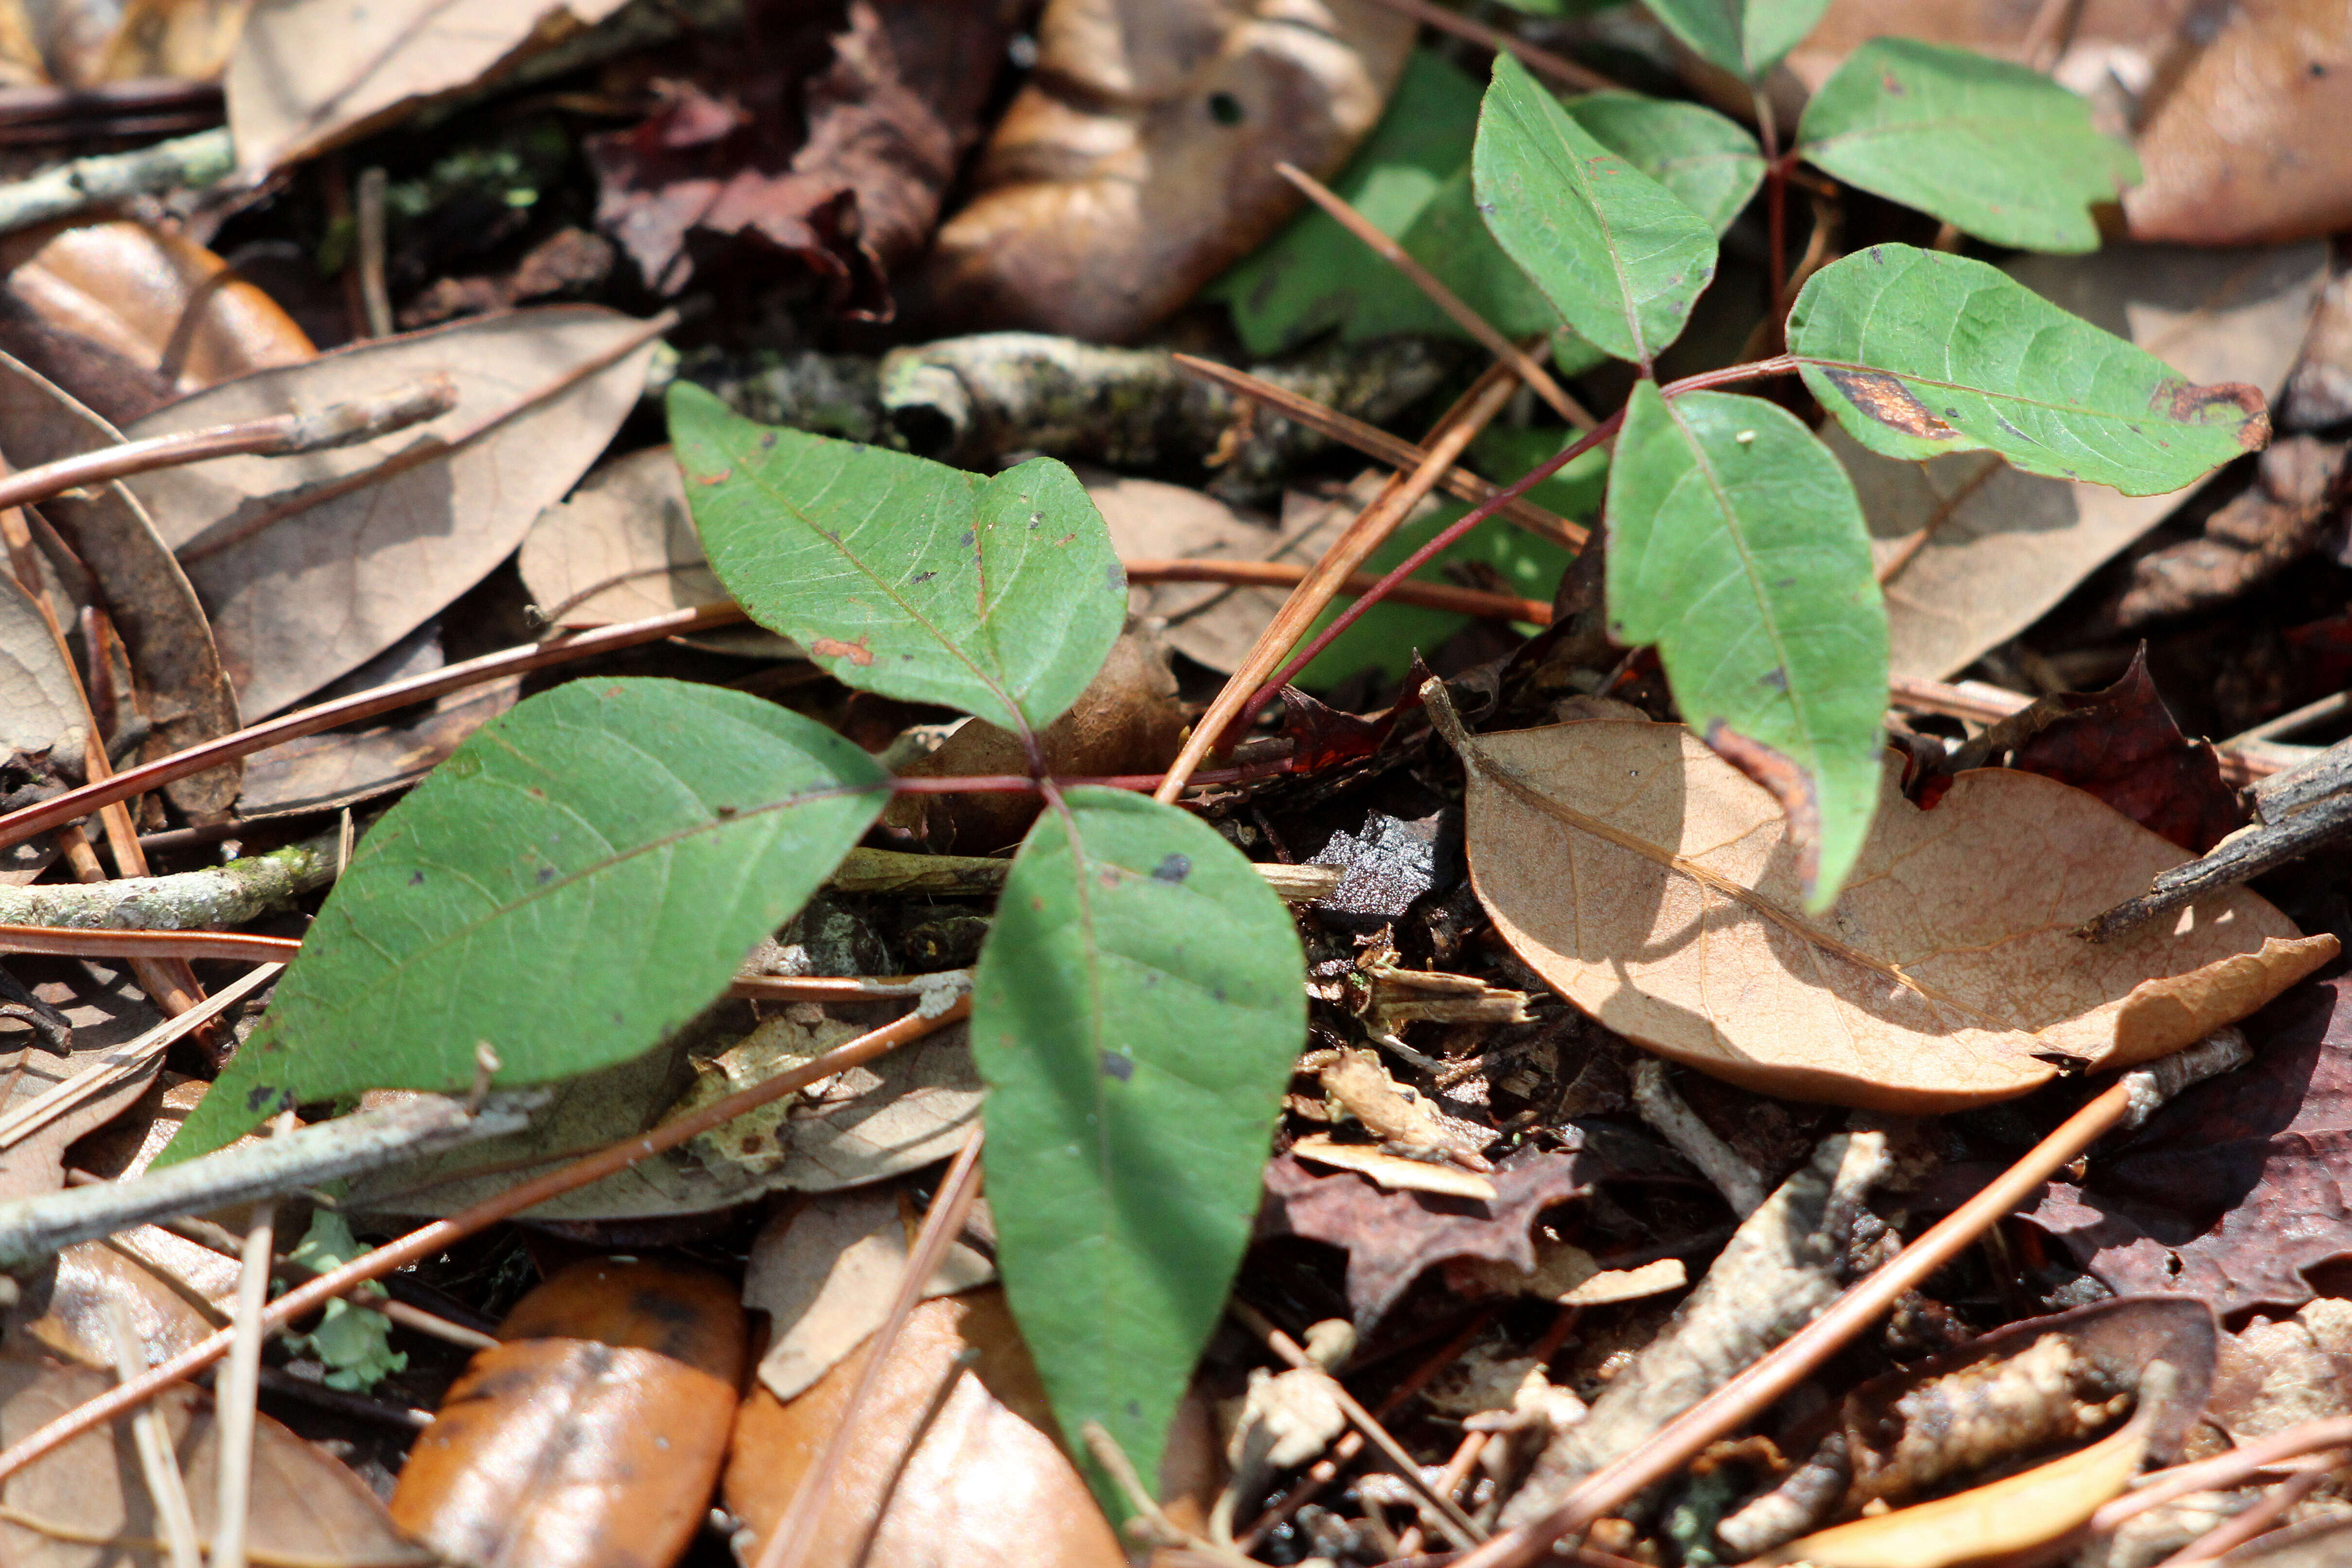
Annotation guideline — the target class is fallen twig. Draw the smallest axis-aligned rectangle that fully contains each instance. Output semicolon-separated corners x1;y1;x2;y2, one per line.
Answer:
0;127;232;236
1128;556;1553;624
0;999;965;1483
0;831;336;930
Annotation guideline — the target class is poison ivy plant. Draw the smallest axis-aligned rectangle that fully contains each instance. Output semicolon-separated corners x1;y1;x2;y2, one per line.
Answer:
1604;383;1885;904
667;381;1126;736
1474;53;1717;366
1644;0;1829;82
971;788;1305;1502
1795;39;2139;253
167;679;892;1157
1788;246;2268;493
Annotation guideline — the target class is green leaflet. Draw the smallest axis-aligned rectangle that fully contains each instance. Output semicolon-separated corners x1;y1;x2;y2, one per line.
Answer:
1211;49;1485;355
1474;53;1717;365
1606;383;1887;905
164;680;889;1160
668;382;1126;736
1787;245;2269;495
970;789;1306;1513
1644;0;1828;82
1797;38;2137;253
1566;92;1765;234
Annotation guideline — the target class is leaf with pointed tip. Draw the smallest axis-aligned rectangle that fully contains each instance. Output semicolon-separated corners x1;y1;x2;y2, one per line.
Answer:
163;679;889;1160
1797;39;2137;254
970;789;1305;1513
1473;53;1717;365
1787;245;2270;495
1606;382;1886;905
1644;0;1829;82
668;382;1126;735
1569;92;1765;233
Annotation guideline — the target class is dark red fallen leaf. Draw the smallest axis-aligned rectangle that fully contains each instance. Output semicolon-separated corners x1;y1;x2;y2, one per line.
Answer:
1274;684;1393;772
584;0;1016;312
1258;1133;1683;1326
2026;972;2352;1316
1916;647;2246;854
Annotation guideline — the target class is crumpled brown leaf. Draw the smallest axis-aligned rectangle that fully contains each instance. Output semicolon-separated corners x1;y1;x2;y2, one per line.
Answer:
226;0;633;172
585;0;1020;310
1258;1133;1678;1326
912;0;1416;342
0;1356;430;1567
1457;719;2336;1111
1917;648;2246;856
2029;973;2352;1316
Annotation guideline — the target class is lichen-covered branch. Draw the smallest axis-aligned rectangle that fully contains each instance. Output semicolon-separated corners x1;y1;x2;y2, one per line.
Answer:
0;832;336;930
674;333;1473;502
0;128;233;237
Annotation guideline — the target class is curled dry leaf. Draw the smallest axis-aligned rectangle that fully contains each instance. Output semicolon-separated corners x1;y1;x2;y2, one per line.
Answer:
725;1287;1130;1568
125;305;661;717
0;1356;429;1567
390;1258;746;1568
227;0;633;172
1454;718;2336;1110
519;445;722;626
0;219;315;408
746;1185;994;1402
1850;241;2327;682
913;0;1416;341
0;352;243;816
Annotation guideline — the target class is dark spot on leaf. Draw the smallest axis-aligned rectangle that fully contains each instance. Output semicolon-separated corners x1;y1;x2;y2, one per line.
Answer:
536;866;556;884
912;570;935;583
408;871;426;886
1207;91;1244;125
957;530;976;550
527;786;546;800
759;431;777;449
1126;1399;1142;1419
1152;853;1192;883
2313;59;2328;76
809;636;875;667
245;1084;290;1112
1213;986;1227;1003
1100;1051;1134;1081
2154;377;2270;450
715;804;738;818
1993;413;2031;443
1053;532;1077;547
695;468;731;485
1031;895;1046;912
1758;666;1788;692
1880;70;1904;94
1106;562;1126;593
1819;368;1957;440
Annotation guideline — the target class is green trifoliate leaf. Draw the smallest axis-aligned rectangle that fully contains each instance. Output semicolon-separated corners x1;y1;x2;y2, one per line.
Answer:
1796;38;2137;252
1787;245;2270;495
669;382;1126;735
1644;0;1829;82
1567;92;1765;234
1473;53;1717;365
164;679;889;1160
971;789;1305;1513
1605;383;1887;906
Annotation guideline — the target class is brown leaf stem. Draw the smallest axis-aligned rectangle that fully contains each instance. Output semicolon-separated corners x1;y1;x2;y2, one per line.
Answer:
1128;557;1553;623
1273;161;1595;430
0;999;967;1486
1450;1078;2139;1568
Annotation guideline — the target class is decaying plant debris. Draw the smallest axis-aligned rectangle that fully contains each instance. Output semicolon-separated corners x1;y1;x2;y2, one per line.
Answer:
1;1;2352;1567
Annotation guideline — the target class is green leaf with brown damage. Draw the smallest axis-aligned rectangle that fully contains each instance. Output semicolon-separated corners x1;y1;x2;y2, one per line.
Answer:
668;382;1127;736
1787;245;2268;495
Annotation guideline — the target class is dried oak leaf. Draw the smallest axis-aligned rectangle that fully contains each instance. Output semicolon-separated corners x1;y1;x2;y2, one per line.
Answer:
2028;973;2352;1316
1258;1133;1676;1326
585;0;1018;309
1459;720;2335;1111
1920;647;2245;855
912;0;1415;342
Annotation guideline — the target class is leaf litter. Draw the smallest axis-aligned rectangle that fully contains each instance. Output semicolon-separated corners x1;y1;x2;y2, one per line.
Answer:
5;3;2352;1567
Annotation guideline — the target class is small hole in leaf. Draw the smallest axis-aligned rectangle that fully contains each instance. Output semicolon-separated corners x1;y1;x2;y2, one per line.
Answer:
1207;91;1244;126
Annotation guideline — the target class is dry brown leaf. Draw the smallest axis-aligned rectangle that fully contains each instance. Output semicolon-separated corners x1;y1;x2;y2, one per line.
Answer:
1757;1418;2146;1567
0;574;83;766
1846;241;2326;682
725;1288;1129;1568
12;1227;238;1367
96;0;256;81
1289;1134;1498;1200
391;1258;744;1568
0;219;314;401
913;0;1415;342
0;962;165;1203
518;444;721;626
1457;719;2337;1111
0;351;243;816
236;674;519;816
124;305;660;717
745;1185;994;1402
0;1355;429;1567
226;0;631;172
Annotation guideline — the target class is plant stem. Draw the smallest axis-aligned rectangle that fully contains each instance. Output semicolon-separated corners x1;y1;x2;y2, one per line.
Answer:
1246;407;1623;712
1128;557;1553;624
1659;355;1799;398
0;1000;967;1484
